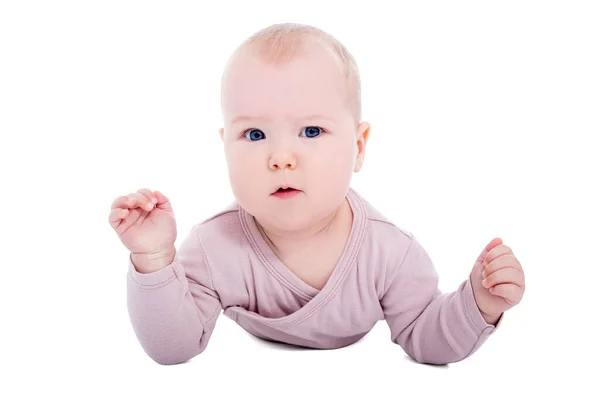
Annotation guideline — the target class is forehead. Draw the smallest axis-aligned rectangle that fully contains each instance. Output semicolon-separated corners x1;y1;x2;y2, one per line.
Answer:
222;44;348;122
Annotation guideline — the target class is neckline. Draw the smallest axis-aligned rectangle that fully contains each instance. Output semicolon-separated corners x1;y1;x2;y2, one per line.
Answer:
237;187;367;324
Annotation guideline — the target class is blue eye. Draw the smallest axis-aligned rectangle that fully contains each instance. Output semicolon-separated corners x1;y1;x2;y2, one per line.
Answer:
301;126;322;138
244;129;265;141
243;126;323;141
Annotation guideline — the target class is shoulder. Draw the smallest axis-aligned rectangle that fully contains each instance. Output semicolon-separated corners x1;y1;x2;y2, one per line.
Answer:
196;199;239;228
351;187;414;244
351;188;418;285
189;199;246;246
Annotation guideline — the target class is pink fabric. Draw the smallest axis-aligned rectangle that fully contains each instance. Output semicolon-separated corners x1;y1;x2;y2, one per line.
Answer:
127;187;503;365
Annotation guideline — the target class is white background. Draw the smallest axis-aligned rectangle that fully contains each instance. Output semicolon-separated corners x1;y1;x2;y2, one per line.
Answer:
1;1;598;399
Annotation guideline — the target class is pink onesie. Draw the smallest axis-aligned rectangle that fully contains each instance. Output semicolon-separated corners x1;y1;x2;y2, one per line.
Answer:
127;187;503;365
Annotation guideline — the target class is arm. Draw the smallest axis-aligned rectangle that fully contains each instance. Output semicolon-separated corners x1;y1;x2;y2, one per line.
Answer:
381;235;502;365
127;226;222;365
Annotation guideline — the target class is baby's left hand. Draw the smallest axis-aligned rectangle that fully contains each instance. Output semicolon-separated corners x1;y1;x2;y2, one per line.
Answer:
470;238;525;325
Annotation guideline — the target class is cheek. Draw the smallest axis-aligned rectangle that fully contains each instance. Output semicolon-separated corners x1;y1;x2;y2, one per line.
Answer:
226;144;255;170
226;146;263;191
312;139;356;173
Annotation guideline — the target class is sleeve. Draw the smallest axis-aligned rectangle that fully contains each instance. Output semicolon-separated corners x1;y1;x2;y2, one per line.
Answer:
126;226;222;365
380;234;504;365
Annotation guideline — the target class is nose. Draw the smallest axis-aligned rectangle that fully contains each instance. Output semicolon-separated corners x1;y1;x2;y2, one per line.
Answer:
269;149;297;171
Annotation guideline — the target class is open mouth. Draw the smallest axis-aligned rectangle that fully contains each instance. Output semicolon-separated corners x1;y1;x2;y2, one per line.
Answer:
272;187;301;197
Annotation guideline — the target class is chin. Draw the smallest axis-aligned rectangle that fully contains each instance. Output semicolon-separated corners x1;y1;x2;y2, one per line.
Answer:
273;216;314;231
253;207;318;232
234;187;340;230
258;208;312;229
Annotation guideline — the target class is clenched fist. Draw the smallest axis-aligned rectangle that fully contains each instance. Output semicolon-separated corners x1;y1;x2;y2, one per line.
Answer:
109;188;177;273
470;238;525;325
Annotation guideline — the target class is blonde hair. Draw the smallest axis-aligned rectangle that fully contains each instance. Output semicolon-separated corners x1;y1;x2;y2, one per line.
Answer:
226;23;362;123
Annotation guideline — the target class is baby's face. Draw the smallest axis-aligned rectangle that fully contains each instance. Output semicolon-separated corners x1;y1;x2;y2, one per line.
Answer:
219;42;367;231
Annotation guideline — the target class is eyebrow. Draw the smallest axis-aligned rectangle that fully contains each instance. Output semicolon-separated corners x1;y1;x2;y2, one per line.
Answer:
231;114;335;125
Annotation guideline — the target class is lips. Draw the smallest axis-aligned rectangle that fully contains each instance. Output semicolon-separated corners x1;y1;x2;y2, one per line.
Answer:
271;185;300;194
271;186;302;197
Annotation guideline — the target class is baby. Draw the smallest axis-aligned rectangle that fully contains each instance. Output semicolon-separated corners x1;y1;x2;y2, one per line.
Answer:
109;23;526;365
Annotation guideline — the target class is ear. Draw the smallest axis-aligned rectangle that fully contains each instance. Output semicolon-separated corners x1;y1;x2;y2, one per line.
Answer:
219;127;224;141
354;121;371;172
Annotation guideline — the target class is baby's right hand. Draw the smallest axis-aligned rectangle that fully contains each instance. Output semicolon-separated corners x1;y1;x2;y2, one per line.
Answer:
108;188;177;265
